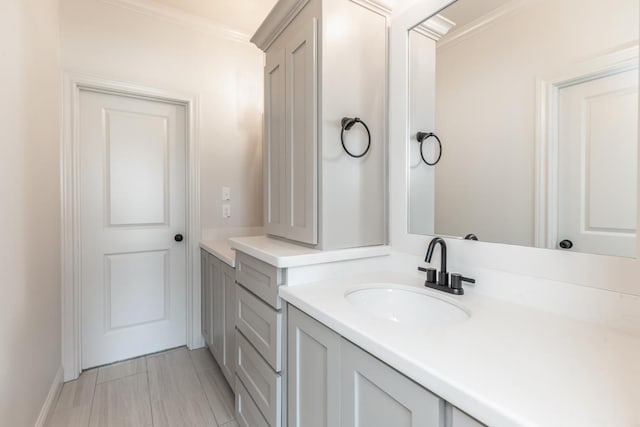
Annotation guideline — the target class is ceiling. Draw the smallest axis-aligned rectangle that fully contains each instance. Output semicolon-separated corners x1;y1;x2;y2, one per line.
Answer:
147;0;425;35
149;0;279;35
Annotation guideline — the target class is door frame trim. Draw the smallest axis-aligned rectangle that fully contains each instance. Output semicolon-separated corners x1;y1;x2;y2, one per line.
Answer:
61;72;201;381
534;43;639;249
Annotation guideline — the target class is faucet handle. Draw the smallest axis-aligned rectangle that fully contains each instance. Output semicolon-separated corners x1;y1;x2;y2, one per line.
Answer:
417;266;437;283
450;273;475;294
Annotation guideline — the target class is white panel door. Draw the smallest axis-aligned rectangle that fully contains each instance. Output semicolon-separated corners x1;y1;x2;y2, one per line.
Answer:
80;90;186;369
558;69;638;257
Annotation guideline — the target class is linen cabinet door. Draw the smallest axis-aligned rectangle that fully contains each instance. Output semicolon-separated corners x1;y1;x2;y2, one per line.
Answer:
341;339;443;427
284;17;318;245
287;306;341;427
264;47;287;239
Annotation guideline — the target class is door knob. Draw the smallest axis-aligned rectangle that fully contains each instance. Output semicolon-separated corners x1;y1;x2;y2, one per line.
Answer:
558;239;573;249
174;234;184;242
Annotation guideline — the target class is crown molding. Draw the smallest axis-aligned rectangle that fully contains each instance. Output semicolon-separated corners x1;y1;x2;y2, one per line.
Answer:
251;0;391;51
251;0;311;51
100;0;251;44
437;0;531;49
350;0;392;17
413;13;455;41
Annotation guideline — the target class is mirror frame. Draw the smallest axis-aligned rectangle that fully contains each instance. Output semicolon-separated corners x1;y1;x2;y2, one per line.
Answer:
388;0;640;296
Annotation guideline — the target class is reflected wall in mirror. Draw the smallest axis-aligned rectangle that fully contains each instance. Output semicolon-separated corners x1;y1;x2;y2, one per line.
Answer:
408;0;639;258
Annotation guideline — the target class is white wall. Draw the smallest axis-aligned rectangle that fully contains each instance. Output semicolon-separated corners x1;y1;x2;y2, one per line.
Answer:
59;0;266;237
433;0;638;247
0;0;62;425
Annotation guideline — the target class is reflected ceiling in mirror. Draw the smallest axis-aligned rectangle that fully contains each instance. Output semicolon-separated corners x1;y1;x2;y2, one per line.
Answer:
407;0;639;258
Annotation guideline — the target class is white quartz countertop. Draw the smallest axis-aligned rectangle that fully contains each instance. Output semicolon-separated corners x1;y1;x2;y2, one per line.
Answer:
227;235;391;268
199;240;235;267
279;271;640;427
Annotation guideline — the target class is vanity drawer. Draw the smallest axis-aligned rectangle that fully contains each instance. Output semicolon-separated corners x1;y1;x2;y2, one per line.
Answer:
236;284;282;371
236;252;283;309
236;331;282;427
236;375;270;427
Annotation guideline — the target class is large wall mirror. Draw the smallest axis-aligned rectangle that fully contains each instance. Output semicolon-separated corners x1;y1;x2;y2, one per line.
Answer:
407;0;639;258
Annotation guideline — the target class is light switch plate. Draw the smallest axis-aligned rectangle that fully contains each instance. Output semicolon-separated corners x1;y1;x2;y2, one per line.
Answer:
222;204;231;218
222;186;231;201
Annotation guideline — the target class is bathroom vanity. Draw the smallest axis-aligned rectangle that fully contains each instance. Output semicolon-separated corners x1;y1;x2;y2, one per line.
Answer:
287;304;483;427
280;269;640;427
201;236;640;426
198;0;640;425
229;237;391;427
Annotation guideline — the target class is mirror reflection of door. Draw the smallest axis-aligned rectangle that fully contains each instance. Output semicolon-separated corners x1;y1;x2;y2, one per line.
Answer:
557;69;638;257
406;0;639;259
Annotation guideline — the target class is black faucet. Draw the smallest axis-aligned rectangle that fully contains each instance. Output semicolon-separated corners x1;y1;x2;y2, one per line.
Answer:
425;237;448;286
418;237;475;295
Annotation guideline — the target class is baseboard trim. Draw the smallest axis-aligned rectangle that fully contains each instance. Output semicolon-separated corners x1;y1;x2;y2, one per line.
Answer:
34;365;64;427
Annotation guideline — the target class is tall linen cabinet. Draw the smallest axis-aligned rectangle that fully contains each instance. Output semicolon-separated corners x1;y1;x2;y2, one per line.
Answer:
252;0;389;249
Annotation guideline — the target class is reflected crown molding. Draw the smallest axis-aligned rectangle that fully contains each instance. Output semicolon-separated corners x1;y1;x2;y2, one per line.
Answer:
251;0;391;51
414;14;455;42
100;0;251;44
438;0;531;50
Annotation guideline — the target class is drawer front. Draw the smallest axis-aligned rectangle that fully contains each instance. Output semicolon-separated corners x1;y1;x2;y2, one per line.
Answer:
236;375;270;427
237;331;282;427
235;252;283;309
236;284;282;371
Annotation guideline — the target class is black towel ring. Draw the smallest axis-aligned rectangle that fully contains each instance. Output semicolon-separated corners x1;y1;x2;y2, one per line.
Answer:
341;117;371;158
416;132;442;166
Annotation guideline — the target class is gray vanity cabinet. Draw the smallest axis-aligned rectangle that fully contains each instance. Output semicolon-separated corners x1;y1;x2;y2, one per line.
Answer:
341;339;442;426
254;0;387;250
200;249;236;391
235;252;286;427
287;303;488;427
287;306;341;427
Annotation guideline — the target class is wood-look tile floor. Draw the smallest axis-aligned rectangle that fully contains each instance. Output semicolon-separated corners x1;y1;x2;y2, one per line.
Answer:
47;347;238;427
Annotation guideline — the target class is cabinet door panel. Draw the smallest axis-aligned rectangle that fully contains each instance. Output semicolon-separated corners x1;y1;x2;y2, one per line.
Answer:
288;306;341;427
264;47;287;237
222;263;236;389
341;339;443;427
285;17;318;245
200;250;210;345
210;256;224;366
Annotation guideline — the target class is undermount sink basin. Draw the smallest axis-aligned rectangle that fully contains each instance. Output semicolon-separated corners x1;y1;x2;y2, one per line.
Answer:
345;284;470;328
